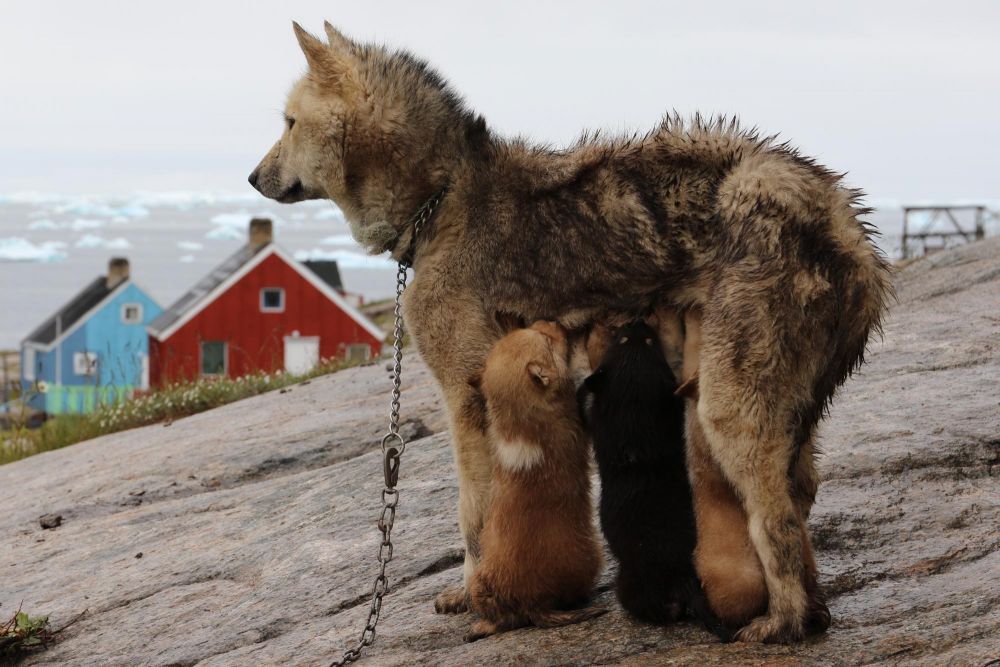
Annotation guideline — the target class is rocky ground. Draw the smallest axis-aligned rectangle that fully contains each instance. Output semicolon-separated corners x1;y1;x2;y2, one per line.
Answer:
2;239;999;666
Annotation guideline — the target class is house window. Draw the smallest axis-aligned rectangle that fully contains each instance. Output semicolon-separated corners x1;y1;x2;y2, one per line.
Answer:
201;341;227;376
24;347;36;382
260;288;285;312
345;343;372;363
74;351;98;376
121;303;143;324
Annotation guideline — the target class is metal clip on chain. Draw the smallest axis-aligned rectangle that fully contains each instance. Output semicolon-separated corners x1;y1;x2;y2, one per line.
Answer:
328;190;443;666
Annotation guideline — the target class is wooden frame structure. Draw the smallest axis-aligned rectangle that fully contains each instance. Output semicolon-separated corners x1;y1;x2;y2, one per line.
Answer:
901;205;986;259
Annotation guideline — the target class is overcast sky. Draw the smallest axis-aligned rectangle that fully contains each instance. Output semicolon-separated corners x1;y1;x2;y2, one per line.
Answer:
1;0;997;203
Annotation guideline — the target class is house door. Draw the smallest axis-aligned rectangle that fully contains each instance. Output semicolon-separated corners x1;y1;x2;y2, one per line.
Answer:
284;336;320;375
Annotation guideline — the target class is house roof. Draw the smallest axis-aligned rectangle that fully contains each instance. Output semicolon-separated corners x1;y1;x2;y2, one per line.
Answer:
147;243;265;337
301;260;343;291
147;243;383;342
23;276;126;347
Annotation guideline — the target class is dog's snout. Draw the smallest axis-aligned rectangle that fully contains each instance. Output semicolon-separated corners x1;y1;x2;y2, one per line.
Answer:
248;168;260;189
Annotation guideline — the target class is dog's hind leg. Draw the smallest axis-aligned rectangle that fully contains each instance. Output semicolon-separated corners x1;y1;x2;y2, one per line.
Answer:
791;434;830;633
695;268;830;643
681;308;766;630
792;434;820;521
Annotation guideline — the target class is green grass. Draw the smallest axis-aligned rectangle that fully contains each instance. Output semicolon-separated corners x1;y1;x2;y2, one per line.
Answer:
1;358;360;466
0;608;52;656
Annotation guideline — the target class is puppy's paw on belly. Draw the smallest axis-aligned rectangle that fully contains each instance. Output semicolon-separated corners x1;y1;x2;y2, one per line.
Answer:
434;586;470;614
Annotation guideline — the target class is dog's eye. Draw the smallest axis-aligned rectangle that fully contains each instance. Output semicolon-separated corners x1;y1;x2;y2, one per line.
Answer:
645;337;653;346
284;115;296;131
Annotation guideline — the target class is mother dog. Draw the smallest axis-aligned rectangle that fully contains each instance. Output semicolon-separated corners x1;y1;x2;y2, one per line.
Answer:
250;22;892;642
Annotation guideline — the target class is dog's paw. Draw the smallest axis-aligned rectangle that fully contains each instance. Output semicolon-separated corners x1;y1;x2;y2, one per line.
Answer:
734;613;805;644
434;586;469;614
805;597;831;635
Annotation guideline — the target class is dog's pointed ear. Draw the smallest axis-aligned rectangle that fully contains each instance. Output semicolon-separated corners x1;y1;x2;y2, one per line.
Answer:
294;21;359;93
527;362;550;387
293;22;329;71
323;21;353;52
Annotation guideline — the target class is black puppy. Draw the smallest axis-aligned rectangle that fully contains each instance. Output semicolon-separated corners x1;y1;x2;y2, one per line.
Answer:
579;320;731;640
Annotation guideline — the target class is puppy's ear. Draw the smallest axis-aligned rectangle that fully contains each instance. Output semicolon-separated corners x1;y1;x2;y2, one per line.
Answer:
527;362;550;387
494;310;526;334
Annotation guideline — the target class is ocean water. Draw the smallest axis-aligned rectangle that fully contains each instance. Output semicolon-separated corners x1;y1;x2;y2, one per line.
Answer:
0;192;916;350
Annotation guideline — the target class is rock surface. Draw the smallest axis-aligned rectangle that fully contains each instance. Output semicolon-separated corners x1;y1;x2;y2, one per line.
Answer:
2;239;999;667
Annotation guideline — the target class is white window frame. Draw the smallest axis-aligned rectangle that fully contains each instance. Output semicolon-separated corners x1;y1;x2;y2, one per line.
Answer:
23;346;37;382
74;351;98;377
260;287;285;313
121;302;144;324
200;340;228;377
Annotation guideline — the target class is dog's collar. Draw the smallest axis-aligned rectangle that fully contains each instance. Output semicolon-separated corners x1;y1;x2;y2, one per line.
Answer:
400;187;448;267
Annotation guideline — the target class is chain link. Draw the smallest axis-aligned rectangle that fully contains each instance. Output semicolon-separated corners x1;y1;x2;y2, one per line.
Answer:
327;189;444;666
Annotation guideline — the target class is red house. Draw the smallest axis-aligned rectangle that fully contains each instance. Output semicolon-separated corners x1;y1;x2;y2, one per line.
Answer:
147;219;384;386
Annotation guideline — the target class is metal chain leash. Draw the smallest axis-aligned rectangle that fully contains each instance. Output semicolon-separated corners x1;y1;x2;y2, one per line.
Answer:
327;190;445;666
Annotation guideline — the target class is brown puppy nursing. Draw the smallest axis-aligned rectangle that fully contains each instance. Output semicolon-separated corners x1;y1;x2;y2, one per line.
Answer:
466;320;604;641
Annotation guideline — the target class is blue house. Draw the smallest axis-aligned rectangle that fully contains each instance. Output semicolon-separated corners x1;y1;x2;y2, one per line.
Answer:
20;258;163;414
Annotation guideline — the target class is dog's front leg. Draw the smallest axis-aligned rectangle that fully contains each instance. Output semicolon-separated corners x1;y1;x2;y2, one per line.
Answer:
434;383;493;613
404;277;496;613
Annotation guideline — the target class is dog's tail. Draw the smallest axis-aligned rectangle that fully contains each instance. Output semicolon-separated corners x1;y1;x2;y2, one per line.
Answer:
528;606;606;629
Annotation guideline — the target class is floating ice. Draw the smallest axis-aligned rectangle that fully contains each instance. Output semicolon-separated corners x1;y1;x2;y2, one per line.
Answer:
53;200;150;219
320;234;357;246
179;254;195;263
128;191;260;209
177;241;204;251
210;210;285;229
314;208;345;221
293;247;392;270
75;234;132;249
27;219;60;230
205;225;244;241
70;218;106;231
0;237;68;262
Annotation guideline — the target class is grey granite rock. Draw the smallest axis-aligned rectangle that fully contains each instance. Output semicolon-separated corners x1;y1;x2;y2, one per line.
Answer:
2;239;998;666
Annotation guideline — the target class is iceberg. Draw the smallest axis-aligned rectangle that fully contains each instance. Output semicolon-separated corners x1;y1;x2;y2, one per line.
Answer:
0;237;68;262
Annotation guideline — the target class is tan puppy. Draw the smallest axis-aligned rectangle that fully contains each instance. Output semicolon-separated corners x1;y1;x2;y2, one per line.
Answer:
466;321;604;641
